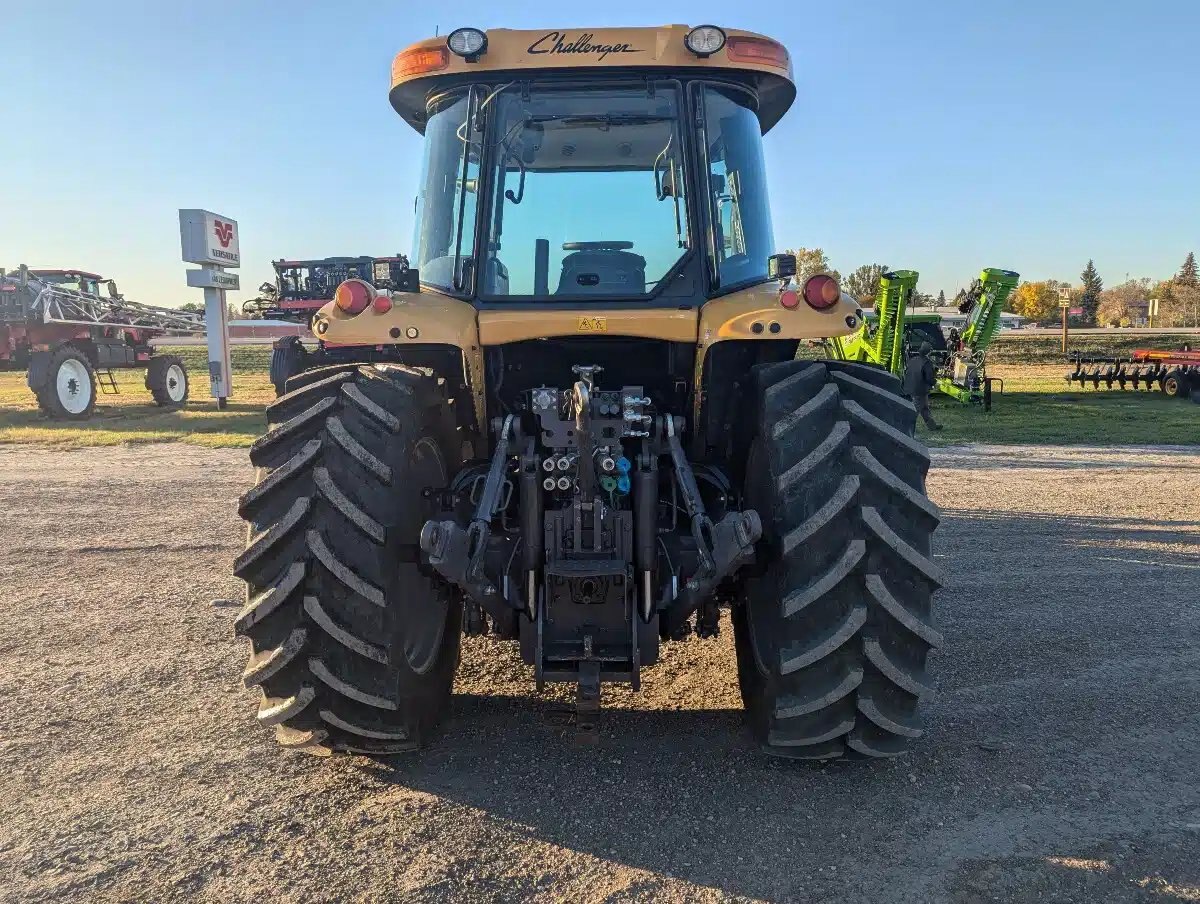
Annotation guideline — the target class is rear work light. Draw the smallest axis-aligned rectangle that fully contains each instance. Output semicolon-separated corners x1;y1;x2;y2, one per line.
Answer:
725;35;790;69
802;274;841;310
447;27;487;60
685;26;726;58
334;279;374;315
392;45;450;80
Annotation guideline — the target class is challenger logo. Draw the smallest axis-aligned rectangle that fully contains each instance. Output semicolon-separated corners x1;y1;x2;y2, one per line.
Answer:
213;220;234;248
528;32;641;61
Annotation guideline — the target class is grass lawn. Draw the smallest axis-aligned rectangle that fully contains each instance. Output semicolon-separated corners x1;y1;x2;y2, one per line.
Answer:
1;345;1197;449
925;364;1200;445
0;347;274;448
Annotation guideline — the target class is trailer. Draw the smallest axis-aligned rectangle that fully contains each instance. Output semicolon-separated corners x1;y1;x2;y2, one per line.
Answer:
1065;348;1200;400
0;265;204;419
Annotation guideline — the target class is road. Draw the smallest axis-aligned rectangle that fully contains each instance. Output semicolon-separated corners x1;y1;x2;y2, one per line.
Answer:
1;443;1197;902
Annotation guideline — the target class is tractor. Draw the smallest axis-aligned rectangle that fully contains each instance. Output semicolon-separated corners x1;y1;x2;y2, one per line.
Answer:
240;256;418;394
234;24;943;759
0;266;202;418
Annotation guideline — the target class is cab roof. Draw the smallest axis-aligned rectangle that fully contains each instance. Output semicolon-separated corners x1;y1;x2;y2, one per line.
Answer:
30;269;105;280
389;25;796;134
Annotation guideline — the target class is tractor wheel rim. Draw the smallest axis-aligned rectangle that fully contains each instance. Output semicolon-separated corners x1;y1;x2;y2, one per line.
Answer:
165;364;187;402
56;358;92;414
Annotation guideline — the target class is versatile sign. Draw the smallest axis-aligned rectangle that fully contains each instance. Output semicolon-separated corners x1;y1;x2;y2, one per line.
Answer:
179;209;241;267
186;268;241;290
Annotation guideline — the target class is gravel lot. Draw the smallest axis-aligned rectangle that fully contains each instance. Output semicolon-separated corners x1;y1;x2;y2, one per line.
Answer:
1;443;1197;903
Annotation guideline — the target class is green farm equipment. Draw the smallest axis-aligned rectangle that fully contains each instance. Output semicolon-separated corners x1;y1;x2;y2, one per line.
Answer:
936;268;1020;404
826;270;917;370
826;267;1019;407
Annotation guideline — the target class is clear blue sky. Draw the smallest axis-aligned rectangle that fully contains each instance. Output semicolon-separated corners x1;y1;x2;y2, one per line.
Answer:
2;0;1197;304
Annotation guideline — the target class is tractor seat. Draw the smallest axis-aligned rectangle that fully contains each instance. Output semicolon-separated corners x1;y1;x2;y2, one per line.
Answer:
556;242;646;295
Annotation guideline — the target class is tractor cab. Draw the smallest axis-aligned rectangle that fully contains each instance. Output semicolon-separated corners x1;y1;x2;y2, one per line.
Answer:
29;269;113;297
394;25;796;306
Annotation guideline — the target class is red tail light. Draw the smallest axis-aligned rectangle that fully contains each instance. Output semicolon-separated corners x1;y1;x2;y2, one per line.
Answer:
334;279;373;315
802;274;841;310
725;36;790;69
779;289;800;309
372;294;393;314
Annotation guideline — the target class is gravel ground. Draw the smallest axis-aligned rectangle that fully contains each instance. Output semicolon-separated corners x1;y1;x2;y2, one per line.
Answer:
1;443;1197;903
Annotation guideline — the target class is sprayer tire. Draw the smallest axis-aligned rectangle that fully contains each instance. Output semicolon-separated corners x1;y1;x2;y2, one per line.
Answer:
734;360;943;759
146;355;190;407
34;344;97;420
233;363;460;755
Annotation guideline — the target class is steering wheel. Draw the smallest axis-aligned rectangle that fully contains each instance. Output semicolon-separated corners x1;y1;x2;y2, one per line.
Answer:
562;241;634;251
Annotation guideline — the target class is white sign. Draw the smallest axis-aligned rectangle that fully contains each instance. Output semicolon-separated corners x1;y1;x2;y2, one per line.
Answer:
186;268;241;290
179;209;241;267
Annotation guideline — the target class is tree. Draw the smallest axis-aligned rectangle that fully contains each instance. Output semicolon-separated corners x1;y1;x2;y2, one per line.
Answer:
1009;281;1063;324
937;290;946;307
1177;252;1198;288
1097;279;1152;327
180;302;205;314
910;291;934;308
785;247;841;285
954;288;968;309
1152;280;1200;327
843;263;888;304
1080;260;1103;325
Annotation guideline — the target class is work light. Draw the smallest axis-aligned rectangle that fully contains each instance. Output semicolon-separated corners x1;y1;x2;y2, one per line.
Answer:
684;25;726;58
447;27;487;59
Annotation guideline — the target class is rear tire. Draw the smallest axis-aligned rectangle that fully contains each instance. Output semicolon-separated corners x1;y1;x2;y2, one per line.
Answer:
234;363;460;754
269;336;309;397
734;360;943;760
33;344;97;420
146;354;189;407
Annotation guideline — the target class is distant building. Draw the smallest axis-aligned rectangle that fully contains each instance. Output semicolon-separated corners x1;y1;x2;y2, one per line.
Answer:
1125;299;1150;327
860;306;1027;330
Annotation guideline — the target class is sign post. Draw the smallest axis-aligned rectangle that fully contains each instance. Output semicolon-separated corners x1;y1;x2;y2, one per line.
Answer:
179;210;241;408
1058;287;1073;354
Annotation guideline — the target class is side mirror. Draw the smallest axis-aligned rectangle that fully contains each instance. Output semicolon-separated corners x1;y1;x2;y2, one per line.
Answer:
108;280;120;298
767;253;796;280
